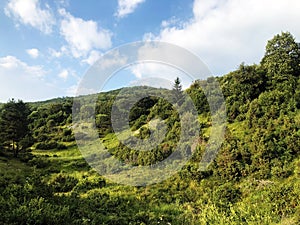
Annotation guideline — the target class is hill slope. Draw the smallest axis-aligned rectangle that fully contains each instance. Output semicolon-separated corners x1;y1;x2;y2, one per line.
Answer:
0;32;299;224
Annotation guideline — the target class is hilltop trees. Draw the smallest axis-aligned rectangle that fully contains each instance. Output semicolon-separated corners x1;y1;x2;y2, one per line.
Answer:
261;32;300;90
261;32;300;76
0;99;31;157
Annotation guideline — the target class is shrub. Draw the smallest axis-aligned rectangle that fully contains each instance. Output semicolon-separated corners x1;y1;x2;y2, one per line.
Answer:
19;153;34;163
51;174;78;192
35;141;66;150
36;141;57;150
28;157;50;169
56;143;67;150
61;135;75;142
74;177;106;192
63;129;72;136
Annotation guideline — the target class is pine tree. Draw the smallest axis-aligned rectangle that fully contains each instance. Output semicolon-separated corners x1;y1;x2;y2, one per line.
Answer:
0;99;31;157
173;77;183;105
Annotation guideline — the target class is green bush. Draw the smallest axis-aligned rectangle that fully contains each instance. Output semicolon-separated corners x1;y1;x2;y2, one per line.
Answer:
36;141;56;150
63;128;72;136
51;174;78;193
74;177;106;192
19;153;34;163
28;157;50;168
56;143;67;150
61;135;75;142
35;141;67;150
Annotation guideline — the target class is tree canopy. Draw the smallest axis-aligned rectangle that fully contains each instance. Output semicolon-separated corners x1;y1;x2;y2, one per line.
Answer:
261;32;300;85
0;99;31;157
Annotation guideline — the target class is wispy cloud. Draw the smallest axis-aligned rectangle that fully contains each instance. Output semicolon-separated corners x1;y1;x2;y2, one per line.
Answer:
115;0;145;18
0;55;45;77
4;0;55;34
0;56;60;102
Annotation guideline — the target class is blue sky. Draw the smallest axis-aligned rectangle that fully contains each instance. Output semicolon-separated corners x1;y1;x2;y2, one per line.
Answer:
0;0;300;102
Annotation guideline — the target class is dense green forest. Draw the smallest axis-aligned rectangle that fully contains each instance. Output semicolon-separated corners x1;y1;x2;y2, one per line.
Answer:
0;32;299;224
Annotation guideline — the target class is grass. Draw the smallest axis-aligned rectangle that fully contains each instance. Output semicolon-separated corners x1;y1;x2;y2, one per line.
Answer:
33;145;82;159
0;156;32;175
30;142;127;194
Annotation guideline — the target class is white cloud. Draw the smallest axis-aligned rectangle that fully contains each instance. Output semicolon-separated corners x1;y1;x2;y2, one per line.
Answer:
0;56;45;77
115;0;145;18
59;8;112;58
5;0;55;34
82;50;101;65
146;0;300;75
161;17;180;28
0;56;60;102
26;48;39;58
58;69;69;80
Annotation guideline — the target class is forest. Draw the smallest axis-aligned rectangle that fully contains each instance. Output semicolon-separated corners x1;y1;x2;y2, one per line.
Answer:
0;32;299;224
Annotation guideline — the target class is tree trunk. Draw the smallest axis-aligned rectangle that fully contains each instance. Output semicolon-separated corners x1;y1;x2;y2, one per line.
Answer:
12;140;18;157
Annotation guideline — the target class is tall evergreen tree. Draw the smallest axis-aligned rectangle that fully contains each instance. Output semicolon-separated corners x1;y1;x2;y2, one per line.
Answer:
173;77;183;105
0;99;31;157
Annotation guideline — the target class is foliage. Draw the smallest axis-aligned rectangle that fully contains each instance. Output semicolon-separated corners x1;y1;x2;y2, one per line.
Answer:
0;99;32;157
261;31;300;78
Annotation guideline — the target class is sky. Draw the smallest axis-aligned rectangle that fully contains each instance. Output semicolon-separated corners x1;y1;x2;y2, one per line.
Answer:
0;0;300;102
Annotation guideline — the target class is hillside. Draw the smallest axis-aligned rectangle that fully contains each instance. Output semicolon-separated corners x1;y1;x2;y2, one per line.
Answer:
0;32;299;224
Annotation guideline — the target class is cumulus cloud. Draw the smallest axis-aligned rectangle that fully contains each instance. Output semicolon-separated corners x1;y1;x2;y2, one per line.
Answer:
59;8;112;58
0;56;60;102
115;0;145;18
26;48;39;58
4;0;55;34
145;0;300;75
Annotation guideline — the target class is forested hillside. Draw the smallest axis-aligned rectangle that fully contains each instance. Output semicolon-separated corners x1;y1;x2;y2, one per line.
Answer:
0;32;299;224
